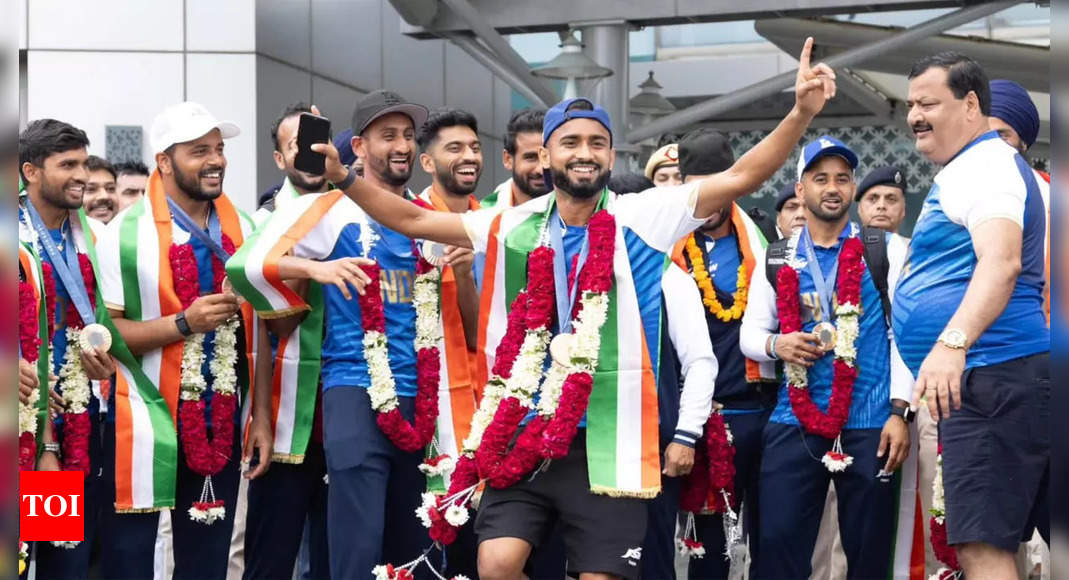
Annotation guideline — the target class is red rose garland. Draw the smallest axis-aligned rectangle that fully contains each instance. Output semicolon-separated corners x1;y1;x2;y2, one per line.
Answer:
429;212;616;547
775;238;863;442
428;289;532;545
929;443;961;578
354;260;441;453
59;253;98;477
677;411;737;559
171;235;240;478
18;277;44;471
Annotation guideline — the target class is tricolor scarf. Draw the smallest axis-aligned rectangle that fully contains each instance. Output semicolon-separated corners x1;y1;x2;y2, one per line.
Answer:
418;188;480;491
478;179;515;210
671;204;776;384
18;242;51;453
106;171;256;511
476;191;661;497
248;178;323;464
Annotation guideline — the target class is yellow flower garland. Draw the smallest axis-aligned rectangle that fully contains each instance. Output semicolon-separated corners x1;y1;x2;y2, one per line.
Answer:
684;233;748;322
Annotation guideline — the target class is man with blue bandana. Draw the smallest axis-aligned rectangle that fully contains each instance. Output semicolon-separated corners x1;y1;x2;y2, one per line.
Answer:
895;53;1049;579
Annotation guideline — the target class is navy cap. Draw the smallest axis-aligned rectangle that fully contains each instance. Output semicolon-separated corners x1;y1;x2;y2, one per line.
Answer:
990;79;1039;149
775;181;798;212
542;98;612;146
796;135;859;181
856;166;906;201
333;128;356;167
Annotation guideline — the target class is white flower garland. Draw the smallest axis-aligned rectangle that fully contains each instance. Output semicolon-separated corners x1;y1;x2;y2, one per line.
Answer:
462;378;506;455
179;317;240;401
364;267;442;414
18;388;40;438
188;503;226;524
833;303;860;363
535;290;609;417
58;329;91;414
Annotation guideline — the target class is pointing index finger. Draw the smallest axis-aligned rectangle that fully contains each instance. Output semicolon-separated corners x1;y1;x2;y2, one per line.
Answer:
798;37;814;76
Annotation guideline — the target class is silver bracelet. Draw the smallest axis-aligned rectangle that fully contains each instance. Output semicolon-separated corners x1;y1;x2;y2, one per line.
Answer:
768;334;780;360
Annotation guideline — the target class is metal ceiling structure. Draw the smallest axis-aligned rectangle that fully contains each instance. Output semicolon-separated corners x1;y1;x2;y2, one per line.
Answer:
386;0;1048;150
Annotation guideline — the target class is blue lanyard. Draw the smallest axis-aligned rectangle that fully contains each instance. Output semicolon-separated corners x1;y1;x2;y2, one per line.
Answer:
548;206;590;334
798;224;852;322
23;202;96;326
166;198;230;262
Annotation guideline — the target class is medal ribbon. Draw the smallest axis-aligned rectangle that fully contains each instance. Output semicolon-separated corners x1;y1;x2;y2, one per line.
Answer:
546;190;608;334
23;201;96;326
798;223;857;322
166;198;231;261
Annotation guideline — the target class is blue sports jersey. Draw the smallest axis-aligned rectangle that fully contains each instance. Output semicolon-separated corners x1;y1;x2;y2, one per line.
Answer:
769;224;892;429
707;231;740;295
320;220;419;394
893;132;1048;373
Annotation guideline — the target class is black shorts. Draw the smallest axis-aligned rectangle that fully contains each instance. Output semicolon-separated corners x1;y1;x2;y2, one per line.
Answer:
474;432;649;579
941;352;1050;553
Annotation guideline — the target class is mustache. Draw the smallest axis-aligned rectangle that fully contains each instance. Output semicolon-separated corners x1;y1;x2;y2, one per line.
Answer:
911;123;933;133
565;161;602;171
87;198;115;210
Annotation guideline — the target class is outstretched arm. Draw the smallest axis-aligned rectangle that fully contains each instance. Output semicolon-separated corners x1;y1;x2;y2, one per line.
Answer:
313;143;473;250
694;37;837;219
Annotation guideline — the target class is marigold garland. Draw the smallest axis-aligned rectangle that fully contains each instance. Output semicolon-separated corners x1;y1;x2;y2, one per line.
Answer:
684;233;748;321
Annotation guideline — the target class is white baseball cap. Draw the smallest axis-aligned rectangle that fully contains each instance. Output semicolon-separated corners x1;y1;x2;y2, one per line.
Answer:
150;101;240;155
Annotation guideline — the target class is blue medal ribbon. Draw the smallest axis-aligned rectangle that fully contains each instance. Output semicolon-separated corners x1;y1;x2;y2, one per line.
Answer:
798;223;858;322
23;201;96;326
166;198;230;262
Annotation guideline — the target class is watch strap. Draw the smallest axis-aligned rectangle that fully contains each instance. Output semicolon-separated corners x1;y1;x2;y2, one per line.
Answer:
335;167;357;191
175;311;193;337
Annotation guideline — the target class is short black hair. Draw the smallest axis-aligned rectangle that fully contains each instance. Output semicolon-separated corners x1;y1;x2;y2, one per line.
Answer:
113;160;149;177
504;108;545;155
416;108;479;151
87;155;116;180
656;132;682;149
271;102;314;152
609;173;654;195
18;119;90;181
908;52;991;115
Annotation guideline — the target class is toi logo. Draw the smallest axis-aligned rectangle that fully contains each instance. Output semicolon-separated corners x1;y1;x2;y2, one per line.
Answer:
19;471;84;542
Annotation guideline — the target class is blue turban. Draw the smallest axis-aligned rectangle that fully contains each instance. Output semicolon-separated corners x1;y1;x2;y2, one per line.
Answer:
333;128;357;167
989;80;1039;149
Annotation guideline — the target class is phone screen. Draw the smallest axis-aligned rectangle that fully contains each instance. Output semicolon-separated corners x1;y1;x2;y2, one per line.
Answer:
294;113;331;175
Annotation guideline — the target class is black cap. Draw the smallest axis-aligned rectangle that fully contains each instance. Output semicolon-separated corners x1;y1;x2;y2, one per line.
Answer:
856;166;906;201
678;128;734;177
351;90;429;136
775;181;798;212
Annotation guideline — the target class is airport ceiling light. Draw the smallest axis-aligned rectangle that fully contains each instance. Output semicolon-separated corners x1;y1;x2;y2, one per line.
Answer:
630;71;676;116
532;30;614;81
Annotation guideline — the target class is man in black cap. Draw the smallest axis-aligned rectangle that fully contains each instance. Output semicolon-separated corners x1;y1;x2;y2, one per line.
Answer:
774;181;806;239
668;128;779;579
329;89;439;578
856;166;908;234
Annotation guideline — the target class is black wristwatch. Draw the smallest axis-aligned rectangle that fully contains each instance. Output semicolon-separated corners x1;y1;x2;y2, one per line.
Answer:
890;405;915;423
175;310;193;337
335;166;357;191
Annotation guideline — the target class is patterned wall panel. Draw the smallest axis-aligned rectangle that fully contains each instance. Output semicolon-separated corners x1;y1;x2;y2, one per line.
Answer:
728;125;938;237
105;125;144;164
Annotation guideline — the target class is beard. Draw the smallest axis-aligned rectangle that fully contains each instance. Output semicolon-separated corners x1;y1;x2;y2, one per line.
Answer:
434;164;480;196
699;207;731;232
804;194;850;222
173;162;224;201
286;167;327;192
368;154;412;187
512;168;550;199
550;163;611;200
40;177;85;210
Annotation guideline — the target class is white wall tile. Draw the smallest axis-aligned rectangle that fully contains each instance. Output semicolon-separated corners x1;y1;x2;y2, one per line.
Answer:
26;50;184;164
28;0;183;51
185;53;258;213
18;0;27;49
186;0;255;52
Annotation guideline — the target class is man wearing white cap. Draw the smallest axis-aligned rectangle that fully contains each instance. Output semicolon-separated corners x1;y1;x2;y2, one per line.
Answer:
96;102;257;578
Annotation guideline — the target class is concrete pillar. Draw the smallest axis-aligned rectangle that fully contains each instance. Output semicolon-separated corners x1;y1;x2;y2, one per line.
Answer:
579;21;634;161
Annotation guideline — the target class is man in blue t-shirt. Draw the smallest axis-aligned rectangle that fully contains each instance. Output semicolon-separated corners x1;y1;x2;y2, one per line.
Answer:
895;53;1049;578
741;136;914;579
